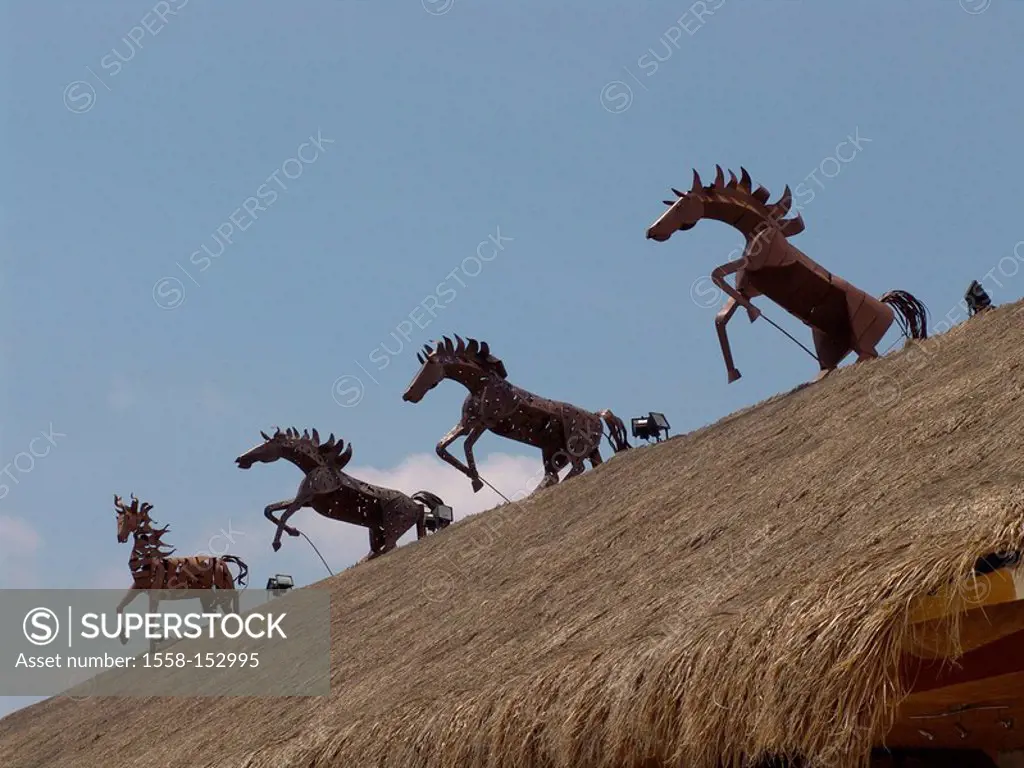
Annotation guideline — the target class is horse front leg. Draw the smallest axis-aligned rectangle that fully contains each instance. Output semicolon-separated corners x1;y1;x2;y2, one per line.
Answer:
435;423;477;487
148;591;160;656
711;258;760;323
715;296;743;383
115;586;140;646
461;424;487;492
272;497;308;552
263;499;298;534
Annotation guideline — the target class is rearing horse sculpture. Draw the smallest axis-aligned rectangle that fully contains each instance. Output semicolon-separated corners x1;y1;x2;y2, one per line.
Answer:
402;335;630;494
235;427;452;557
646;165;929;383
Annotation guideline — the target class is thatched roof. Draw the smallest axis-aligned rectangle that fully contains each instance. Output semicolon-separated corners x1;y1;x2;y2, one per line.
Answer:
2;302;1023;768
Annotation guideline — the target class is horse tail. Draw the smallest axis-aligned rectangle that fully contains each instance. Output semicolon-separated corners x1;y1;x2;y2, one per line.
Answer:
880;290;928;340
220;555;249;589
411;490;445;510
597;409;631;453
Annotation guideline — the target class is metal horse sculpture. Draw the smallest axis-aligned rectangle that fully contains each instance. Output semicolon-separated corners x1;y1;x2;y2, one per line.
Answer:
113;494;248;651
235;428;453;558
646;166;929;383
402;335;631;494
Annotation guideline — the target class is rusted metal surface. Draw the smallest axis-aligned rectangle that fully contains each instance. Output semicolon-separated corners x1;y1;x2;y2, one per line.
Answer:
112;494;247;651
403;335;630;494
647;166;929;383
235;428;451;559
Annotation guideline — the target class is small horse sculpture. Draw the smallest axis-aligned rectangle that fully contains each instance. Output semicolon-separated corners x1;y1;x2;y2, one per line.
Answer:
113;494;247;652
402;335;631;494
646;166;929;383
235;427;452;558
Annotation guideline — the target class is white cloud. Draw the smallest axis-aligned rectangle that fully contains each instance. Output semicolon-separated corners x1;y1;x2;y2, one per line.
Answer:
0;515;42;587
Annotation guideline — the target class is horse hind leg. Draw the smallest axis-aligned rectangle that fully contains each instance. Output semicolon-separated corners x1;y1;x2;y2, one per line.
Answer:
563;454;588;482
534;449;560;493
811;328;852;382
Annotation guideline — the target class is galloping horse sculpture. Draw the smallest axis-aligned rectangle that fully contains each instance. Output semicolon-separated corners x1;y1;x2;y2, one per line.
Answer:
235;427;452;558
646;166;929;383
113;494;248;650
402;335;631;494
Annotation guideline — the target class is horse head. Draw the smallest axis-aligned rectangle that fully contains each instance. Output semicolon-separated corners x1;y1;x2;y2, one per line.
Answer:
646;165;804;242
113;493;154;543
402;335;507;402
236;427;349;475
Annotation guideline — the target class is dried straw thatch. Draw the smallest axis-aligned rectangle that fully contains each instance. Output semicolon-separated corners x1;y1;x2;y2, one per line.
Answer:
2;301;1023;768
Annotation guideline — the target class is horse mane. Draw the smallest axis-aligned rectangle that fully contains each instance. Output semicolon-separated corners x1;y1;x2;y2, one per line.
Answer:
419;335;508;379
130;514;176;558
667;165;805;238
265;427;353;469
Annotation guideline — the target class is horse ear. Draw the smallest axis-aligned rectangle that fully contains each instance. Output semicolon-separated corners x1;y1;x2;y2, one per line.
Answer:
779;213;805;237
260;430;270;441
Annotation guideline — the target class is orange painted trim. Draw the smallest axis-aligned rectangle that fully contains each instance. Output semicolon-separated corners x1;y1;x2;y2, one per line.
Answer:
908;568;1022;624
899;626;1024;693
902;599;1024;658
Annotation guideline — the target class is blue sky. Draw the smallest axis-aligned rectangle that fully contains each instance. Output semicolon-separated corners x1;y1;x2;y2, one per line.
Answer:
2;0;1022;718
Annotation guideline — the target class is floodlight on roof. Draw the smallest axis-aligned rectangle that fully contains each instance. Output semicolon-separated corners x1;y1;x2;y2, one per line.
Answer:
411;491;454;533
965;279;993;317
631;412;670;442
266;574;294;595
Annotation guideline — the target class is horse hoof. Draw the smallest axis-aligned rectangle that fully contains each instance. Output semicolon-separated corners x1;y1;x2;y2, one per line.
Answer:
471;478;483;492
728;369;741;383
272;540;281;552
286;527;300;537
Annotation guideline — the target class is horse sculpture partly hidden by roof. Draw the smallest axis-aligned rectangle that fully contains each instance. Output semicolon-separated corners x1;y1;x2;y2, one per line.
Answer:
113;493;247;653
402;335;631;495
235;428;452;559
646;165;929;384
